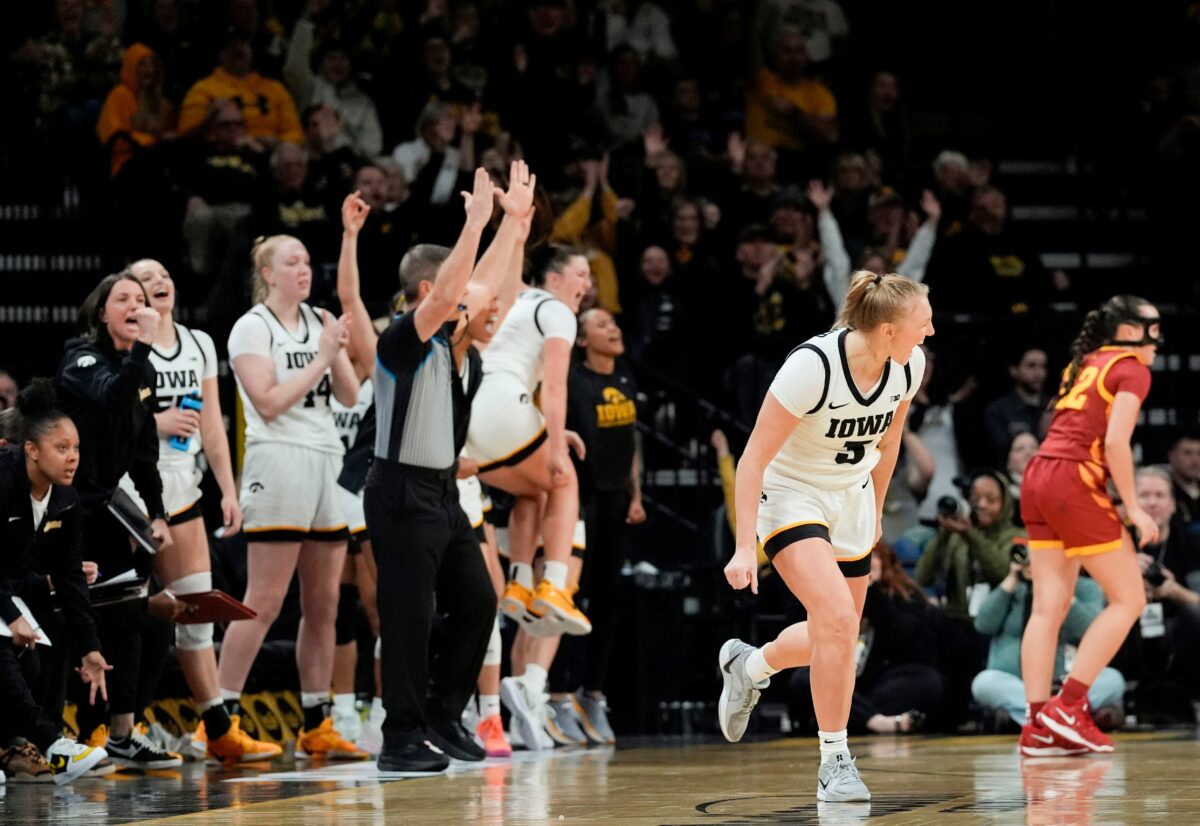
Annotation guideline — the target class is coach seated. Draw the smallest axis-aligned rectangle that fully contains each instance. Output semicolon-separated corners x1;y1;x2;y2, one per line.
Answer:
971;546;1125;730
1116;467;1200;723
914;469;1020;726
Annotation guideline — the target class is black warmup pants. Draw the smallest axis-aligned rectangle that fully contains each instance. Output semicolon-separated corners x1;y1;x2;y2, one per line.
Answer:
364;461;496;742
70;509;150;732
0;644;62;753
788;662;945;734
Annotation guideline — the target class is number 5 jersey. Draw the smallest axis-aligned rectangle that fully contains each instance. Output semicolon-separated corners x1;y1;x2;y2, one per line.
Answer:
766;328;926;491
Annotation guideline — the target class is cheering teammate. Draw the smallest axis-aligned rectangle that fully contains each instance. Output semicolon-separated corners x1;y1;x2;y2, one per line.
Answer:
121;259;281;763
220;235;367;759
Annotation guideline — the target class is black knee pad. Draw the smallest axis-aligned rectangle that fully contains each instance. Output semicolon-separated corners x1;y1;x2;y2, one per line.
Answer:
335;584;359;646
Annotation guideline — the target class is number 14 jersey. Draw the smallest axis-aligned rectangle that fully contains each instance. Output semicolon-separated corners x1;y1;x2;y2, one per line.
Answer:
227;303;343;455
767;328;925;492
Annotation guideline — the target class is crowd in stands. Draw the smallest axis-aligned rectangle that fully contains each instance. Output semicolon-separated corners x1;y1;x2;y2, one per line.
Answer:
2;0;1200;783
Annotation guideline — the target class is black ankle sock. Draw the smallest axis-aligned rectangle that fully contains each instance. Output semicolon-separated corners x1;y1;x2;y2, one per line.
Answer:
225;698;243;719
202;703;233;741
303;702;329;731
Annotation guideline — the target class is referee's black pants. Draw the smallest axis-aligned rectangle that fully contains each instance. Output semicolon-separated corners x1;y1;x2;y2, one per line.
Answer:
364;461;496;743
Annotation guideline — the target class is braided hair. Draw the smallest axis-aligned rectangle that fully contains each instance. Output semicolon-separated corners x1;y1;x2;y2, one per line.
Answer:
1055;294;1150;404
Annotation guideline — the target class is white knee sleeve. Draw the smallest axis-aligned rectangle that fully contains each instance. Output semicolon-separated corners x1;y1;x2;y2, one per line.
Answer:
375;635;382;660
169;573;214;651
483;615;502;667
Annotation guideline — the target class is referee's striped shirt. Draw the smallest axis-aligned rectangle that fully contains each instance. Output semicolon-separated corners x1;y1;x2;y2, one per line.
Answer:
373;312;457;470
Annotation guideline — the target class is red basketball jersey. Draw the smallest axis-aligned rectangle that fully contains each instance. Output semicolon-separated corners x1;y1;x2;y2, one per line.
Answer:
1038;347;1151;469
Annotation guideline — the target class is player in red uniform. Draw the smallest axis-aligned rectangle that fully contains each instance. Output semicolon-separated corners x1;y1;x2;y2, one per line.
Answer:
1018;295;1161;756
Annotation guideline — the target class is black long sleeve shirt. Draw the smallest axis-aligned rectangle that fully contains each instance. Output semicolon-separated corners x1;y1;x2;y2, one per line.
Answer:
0;448;101;654
54;337;165;520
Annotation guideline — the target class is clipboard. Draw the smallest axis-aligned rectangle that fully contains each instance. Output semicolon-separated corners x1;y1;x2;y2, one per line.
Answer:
105;488;162;555
0;596;53;646
175;590;257;624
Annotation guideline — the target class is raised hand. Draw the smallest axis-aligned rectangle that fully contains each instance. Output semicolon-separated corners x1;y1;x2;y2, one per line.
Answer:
461;167;496;230
496;159;537;216
643;124;669;157
920;189;942;223
342;190;371;236
806;179;834;212
134;306;161;344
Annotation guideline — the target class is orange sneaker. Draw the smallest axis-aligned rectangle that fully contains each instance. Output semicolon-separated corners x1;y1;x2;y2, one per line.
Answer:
84;724;109;749
294;717;370;760
206;715;283;764
531;579;591;636
476;714;512;758
500;581;538;626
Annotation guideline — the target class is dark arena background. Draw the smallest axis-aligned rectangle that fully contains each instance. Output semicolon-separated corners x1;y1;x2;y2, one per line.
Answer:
2;0;1200;823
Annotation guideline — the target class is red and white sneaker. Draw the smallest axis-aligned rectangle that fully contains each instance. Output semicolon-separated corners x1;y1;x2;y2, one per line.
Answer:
1038;696;1114;753
1019;716;1088;757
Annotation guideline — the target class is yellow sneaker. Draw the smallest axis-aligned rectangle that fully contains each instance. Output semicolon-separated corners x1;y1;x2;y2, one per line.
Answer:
531;579;591;636
500;580;538;626
207;715;283;764
294;717;370;761
84;724;109;749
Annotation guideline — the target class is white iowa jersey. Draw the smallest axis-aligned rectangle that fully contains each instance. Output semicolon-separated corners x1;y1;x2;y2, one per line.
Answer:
332;378;373;451
767;328;925;491
482;288;576;391
149;324;218;469
227;303;343;454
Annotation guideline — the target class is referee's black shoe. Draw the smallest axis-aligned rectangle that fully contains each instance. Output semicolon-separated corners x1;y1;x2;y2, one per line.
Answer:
377;738;450;773
427;719;486;761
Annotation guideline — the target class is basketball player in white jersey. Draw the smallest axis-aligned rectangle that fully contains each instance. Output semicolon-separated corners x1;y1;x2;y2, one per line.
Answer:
119;259;282;764
467;245;593;639
222;234;368;760
329;373;373;742
720;271;933;802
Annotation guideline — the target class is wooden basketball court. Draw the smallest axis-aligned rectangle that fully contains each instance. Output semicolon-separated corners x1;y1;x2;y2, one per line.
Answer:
4;731;1197;824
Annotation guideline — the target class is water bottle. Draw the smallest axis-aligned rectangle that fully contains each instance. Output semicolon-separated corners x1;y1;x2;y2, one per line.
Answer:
169;392;203;451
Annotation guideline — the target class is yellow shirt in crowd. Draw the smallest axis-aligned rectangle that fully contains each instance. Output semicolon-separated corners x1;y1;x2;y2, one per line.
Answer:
745;68;837;151
178;67;303;144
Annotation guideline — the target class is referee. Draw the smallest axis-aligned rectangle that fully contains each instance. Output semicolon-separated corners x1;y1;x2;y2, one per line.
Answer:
365;169;497;773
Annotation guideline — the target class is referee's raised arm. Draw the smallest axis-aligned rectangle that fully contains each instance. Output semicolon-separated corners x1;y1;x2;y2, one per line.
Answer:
411;168;496;342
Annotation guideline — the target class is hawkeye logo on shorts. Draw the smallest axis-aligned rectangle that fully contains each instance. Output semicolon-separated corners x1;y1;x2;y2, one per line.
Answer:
823;411;895;440
596;387;636;428
249;481;264;493
519;393;530;404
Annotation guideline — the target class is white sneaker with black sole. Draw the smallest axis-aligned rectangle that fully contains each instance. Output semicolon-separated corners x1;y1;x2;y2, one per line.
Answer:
105;729;183;770
501;676;554;751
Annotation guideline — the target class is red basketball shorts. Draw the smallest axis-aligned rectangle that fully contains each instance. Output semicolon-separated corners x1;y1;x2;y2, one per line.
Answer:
1020;454;1125;557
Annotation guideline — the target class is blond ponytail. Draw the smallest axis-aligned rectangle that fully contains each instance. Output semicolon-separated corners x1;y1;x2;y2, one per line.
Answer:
249;234;297;304
836;270;928;331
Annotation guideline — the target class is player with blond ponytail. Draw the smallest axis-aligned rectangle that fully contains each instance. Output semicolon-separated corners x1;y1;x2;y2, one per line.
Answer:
718;270;934;802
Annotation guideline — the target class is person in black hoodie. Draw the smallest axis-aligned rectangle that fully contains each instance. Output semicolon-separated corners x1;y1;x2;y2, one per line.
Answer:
54;272;181;770
0;380;113;784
